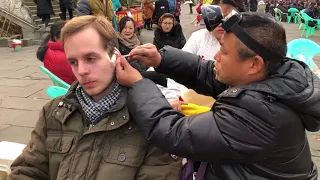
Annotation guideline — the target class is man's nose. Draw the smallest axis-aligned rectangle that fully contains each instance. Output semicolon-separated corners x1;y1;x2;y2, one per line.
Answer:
214;51;221;62
77;61;89;75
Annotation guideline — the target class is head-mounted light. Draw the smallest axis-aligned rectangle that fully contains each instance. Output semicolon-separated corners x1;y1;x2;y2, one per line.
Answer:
201;5;283;61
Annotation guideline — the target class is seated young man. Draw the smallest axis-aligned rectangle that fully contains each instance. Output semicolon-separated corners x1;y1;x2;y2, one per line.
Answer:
7;15;182;180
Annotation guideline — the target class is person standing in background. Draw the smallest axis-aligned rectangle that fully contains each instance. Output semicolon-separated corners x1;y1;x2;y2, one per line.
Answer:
59;0;74;20
249;0;257;11
77;0;114;21
153;0;170;26
34;0;54;31
142;0;154;30
173;0;182;22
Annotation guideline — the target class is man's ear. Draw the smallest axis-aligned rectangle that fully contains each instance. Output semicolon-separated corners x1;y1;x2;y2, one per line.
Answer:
248;55;265;75
110;47;121;63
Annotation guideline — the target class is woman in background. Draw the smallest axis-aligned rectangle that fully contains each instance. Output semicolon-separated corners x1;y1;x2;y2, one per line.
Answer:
182;0;245;60
36;21;76;85
153;13;186;50
117;16;147;72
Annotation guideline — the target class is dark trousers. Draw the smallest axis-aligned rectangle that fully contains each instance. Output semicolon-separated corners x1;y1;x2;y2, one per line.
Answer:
144;18;152;29
60;8;73;20
189;4;193;14
174;16;180;23
41;14;51;27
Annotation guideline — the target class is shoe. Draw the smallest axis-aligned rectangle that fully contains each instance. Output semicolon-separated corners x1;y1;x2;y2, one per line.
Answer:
147;28;152;30
38;24;45;31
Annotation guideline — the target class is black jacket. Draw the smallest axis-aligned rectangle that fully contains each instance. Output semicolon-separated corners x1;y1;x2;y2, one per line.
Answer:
118;40;147;72
153;23;186;50
34;0;54;16
126;46;319;179
153;0;170;24
59;0;73;10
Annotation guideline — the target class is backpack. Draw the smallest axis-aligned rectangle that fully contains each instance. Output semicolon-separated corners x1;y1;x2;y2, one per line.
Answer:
168;0;176;12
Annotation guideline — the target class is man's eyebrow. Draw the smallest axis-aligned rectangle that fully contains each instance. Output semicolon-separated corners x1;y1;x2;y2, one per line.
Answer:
67;51;101;61
67;57;76;61
84;52;100;57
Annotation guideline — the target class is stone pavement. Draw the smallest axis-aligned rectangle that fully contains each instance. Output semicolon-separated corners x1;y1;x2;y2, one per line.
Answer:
1;4;320;173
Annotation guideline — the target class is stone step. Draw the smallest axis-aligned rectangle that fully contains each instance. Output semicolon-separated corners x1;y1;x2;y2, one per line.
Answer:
24;1;35;6
31;8;60;15
34;16;61;25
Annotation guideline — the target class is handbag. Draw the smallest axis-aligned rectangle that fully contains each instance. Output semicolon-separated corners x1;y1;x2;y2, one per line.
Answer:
181;160;208;180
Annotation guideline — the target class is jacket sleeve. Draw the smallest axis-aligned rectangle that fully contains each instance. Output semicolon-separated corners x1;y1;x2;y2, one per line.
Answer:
77;0;91;16
127;79;276;163
8;105;50;179
156;46;227;98
153;37;161;50
136;145;182;180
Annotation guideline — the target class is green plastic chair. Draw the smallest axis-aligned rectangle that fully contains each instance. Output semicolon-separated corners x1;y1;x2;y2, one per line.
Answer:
286;38;320;78
287;8;299;23
46;86;68;99
39;66;71;89
295;13;304;30
301;12;320;38
274;8;288;21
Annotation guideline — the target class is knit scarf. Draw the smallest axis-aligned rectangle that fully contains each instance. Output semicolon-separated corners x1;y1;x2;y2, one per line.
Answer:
116;32;140;49
76;82;121;125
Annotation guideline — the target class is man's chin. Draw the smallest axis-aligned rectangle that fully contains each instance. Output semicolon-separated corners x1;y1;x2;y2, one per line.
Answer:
83;88;98;96
215;75;223;83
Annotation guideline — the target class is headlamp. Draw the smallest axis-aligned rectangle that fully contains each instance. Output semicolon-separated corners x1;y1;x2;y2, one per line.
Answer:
201;5;283;61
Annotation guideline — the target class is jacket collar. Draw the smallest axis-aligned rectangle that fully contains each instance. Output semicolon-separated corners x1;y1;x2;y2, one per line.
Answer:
54;81;130;132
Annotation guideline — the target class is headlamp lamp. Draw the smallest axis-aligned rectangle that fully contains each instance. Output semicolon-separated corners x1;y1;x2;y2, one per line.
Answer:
201;5;283;61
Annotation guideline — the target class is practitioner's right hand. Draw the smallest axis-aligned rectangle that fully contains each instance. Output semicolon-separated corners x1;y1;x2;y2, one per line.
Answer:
128;43;162;67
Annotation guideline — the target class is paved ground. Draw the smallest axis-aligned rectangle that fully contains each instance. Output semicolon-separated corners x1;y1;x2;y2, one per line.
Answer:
1;4;320;173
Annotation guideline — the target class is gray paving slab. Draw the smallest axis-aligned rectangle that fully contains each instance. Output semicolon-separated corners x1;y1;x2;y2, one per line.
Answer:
0;78;37;87
0;64;27;71
0;97;49;111
0;125;10;133
0;126;33;144
0;108;39;127
1;66;40;79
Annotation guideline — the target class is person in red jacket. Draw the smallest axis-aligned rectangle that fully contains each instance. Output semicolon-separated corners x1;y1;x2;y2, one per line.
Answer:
36;21;76;85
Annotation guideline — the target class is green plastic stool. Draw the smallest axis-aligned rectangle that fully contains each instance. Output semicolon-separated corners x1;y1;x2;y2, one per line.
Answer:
296;13;304;30
46;86;68;99
274;8;288;21
287;8;299;23
287;38;320;78
301;13;318;38
39;66;71;89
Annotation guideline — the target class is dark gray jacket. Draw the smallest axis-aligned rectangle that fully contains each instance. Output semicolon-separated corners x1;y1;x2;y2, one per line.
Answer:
34;0;54;16
153;23;186;50
126;46;320;180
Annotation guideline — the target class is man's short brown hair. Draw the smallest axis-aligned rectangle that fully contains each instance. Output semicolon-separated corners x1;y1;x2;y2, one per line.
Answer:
61;15;118;57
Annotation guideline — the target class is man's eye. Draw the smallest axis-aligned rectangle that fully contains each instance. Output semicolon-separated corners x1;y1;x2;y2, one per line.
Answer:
87;57;96;62
69;61;77;65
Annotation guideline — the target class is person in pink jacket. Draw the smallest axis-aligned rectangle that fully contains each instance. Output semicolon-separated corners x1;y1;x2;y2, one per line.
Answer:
37;21;76;85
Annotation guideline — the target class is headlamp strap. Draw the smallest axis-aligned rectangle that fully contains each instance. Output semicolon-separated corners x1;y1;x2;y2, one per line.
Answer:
230;23;283;62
